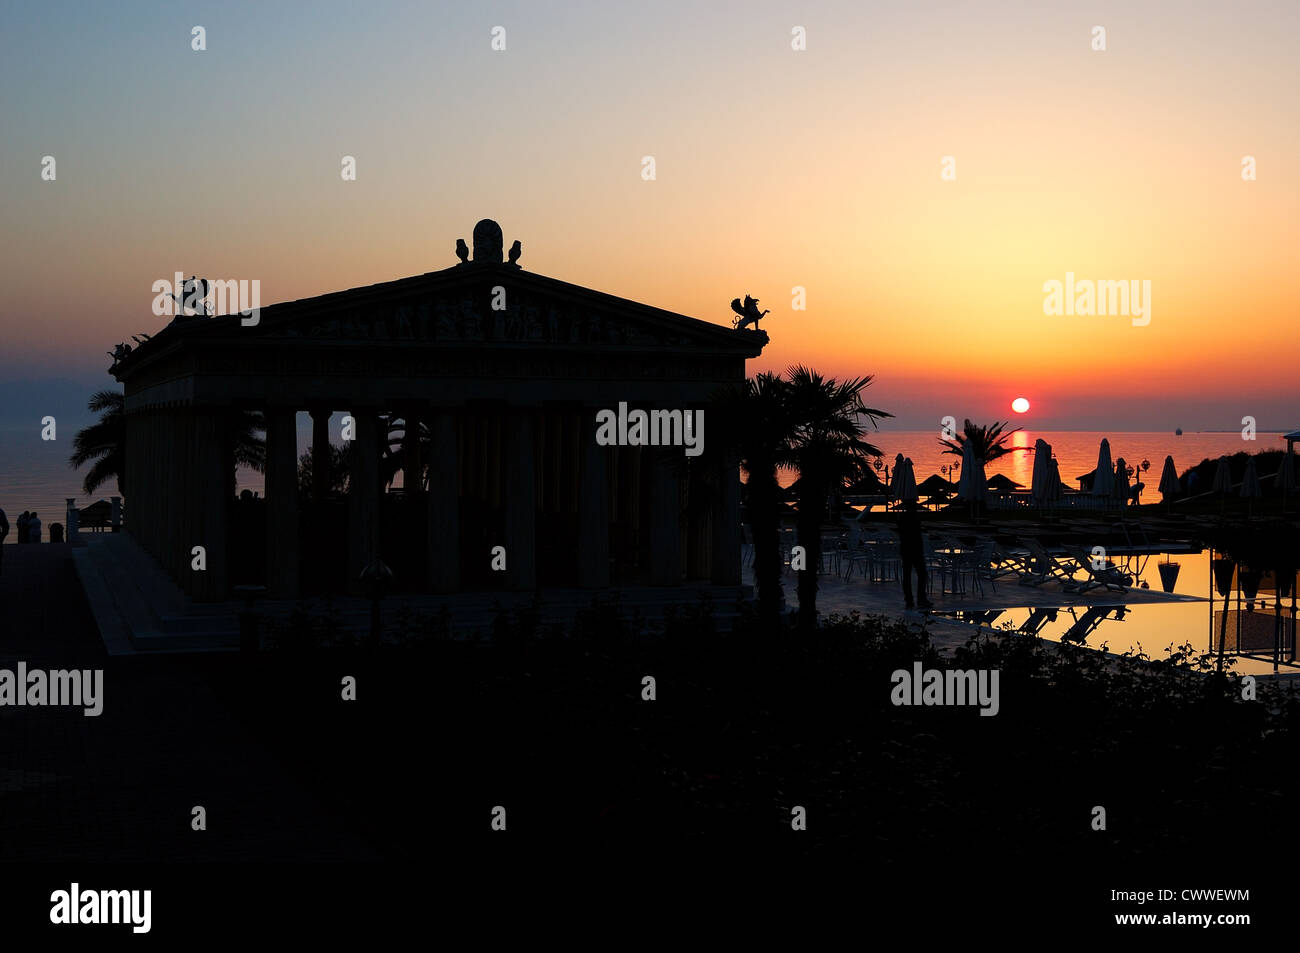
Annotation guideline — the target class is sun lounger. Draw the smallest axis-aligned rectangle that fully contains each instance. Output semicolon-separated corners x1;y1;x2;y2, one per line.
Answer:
1060;545;1131;593
1017;539;1083;588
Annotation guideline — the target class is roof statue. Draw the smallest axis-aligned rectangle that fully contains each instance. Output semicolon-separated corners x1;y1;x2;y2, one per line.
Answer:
508;240;522;267
472;219;503;263
730;294;768;331
455;238;469;264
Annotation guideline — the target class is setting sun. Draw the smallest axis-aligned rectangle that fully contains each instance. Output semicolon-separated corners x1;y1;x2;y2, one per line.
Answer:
1012;397;1031;414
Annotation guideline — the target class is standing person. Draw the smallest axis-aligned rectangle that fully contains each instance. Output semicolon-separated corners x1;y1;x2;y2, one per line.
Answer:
897;500;932;610
0;507;8;576
17;511;29;545
27;512;41;544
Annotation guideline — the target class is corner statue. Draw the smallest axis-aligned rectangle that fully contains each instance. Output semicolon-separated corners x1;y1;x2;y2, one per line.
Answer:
730;295;768;331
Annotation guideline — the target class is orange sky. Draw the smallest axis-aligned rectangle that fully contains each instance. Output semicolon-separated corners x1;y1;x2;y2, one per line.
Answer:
3;1;1297;429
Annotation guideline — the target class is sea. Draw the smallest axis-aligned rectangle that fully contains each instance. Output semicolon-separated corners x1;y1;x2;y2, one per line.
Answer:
0;425;1289;541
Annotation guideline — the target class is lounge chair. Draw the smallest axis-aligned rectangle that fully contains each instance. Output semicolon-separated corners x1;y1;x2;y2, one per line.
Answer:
1017;539;1083;588
1060;545;1131;593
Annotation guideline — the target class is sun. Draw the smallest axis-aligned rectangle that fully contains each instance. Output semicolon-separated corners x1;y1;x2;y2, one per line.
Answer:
1012;397;1030;414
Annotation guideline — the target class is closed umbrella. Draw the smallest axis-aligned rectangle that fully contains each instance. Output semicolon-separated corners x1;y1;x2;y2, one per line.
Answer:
1211;456;1231;512
887;453;906;507
1091;439;1115;497
896;457;918;503
1280;451;1296;514
1158;456;1180;500
1279;453;1296;494
1047;458;1064;502
1211;457;1232;494
958;441;989;523
1241;456;1262;517
1030;438;1053;504
1240;457;1261;498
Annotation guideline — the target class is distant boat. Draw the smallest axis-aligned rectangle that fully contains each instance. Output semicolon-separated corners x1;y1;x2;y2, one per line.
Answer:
1175;427;1182;435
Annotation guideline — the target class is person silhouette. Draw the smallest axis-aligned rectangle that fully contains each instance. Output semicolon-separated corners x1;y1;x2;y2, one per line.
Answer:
0;507;8;576
17;511;29;545
27;511;41;544
897;500;931;610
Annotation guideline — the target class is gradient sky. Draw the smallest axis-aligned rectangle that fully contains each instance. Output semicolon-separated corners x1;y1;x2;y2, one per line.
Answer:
2;0;1297;430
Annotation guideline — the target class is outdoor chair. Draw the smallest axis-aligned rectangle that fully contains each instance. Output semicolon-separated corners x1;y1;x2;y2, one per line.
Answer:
1060;544;1131;593
1017;539;1083;588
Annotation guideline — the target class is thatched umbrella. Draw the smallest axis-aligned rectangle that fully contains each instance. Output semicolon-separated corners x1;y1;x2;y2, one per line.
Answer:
986;473;1023;493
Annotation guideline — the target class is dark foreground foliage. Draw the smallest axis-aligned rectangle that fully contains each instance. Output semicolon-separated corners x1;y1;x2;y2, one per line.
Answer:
217;604;1300;876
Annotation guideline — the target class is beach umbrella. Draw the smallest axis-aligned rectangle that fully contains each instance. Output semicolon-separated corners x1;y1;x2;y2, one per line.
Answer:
895;457;918;502
917;473;956;497
1158;456;1179;500
957;441;989;523
1241;456;1262;517
1280;452;1297;516
1113;457;1131;504
1240;457;1261;498
1279;453;1296;494
1211;457;1232;494
1091;439;1115;497
986;473;1022;493
1030;438;1053;503
843;469;885;495
1047;459;1064;501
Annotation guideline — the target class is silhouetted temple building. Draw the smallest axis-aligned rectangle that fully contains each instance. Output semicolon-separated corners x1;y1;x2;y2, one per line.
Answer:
111;220;766;603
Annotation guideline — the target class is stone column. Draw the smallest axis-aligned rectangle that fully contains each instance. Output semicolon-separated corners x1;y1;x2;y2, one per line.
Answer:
190;410;229;601
647;448;682;585
578;407;610;588
348;408;381;590
712;448;741;585
685;460;712;580
427;407;460;592
310;408;331;500
265;406;300;596
504;408;537;590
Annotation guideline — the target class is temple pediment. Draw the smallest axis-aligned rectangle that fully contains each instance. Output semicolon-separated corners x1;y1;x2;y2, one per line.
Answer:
259;268;746;351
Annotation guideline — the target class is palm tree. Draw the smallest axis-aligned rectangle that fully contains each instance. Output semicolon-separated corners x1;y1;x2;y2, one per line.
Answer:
69;390;125;495
71;389;266;498
297;443;353;497
785;366;890;632
939;418;1021;465
719;372;796;636
380;415;428;490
